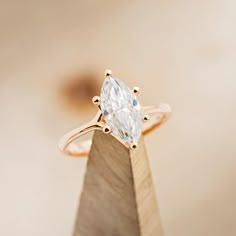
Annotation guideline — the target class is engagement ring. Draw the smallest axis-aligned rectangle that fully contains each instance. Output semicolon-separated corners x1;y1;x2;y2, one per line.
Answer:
58;70;171;157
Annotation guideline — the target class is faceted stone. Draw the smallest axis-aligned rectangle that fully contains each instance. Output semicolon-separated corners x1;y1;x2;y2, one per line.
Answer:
100;76;143;144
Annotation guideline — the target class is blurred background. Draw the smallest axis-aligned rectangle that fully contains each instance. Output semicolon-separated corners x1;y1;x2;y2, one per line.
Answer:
1;0;236;235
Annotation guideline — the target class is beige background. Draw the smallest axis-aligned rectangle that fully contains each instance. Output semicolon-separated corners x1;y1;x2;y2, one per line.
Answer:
0;0;236;235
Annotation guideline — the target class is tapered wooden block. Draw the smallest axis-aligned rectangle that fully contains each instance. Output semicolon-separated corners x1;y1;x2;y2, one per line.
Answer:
73;130;163;236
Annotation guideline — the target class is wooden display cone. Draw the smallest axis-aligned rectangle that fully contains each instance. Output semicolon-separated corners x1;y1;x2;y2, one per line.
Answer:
73;130;163;236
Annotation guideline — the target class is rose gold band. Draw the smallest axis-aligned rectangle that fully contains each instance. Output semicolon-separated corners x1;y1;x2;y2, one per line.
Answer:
58;103;171;157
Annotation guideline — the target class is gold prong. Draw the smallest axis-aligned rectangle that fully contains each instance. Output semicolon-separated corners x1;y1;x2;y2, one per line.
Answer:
92;96;100;106
143;114;150;122
133;86;140;95
102;125;112;134
105;69;112;77
130;142;138;149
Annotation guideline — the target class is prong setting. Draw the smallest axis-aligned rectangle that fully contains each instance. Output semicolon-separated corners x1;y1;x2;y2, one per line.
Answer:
92;96;100;106
143;114;150;122
130;142;138;149
133;86;140;95
105;69;112;77
103;125;112;134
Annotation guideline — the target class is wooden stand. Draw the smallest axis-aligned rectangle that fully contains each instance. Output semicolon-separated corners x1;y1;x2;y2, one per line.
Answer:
73;131;163;236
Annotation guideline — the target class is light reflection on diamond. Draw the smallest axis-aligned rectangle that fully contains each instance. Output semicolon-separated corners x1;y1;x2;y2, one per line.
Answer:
100;77;142;144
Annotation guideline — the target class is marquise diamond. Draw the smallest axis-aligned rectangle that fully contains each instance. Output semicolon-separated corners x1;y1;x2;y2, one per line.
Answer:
100;77;143;144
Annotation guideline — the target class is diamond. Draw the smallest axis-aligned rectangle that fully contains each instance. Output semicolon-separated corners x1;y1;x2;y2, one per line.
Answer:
100;77;143;145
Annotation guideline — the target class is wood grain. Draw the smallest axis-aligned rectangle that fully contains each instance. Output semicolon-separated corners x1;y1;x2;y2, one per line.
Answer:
73;130;163;236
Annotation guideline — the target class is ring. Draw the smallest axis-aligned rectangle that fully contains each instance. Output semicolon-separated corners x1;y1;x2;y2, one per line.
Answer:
58;70;171;157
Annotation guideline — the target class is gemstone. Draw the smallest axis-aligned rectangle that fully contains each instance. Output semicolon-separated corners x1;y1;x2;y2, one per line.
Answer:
100;76;143;144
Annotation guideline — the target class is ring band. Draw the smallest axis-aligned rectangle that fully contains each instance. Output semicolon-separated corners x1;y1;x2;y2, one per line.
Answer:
58;70;171;157
58;103;171;157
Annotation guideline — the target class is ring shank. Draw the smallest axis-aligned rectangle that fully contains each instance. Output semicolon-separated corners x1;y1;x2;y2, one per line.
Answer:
58;103;171;157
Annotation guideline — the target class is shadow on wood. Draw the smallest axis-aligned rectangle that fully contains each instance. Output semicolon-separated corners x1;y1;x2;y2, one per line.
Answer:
73;130;163;236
